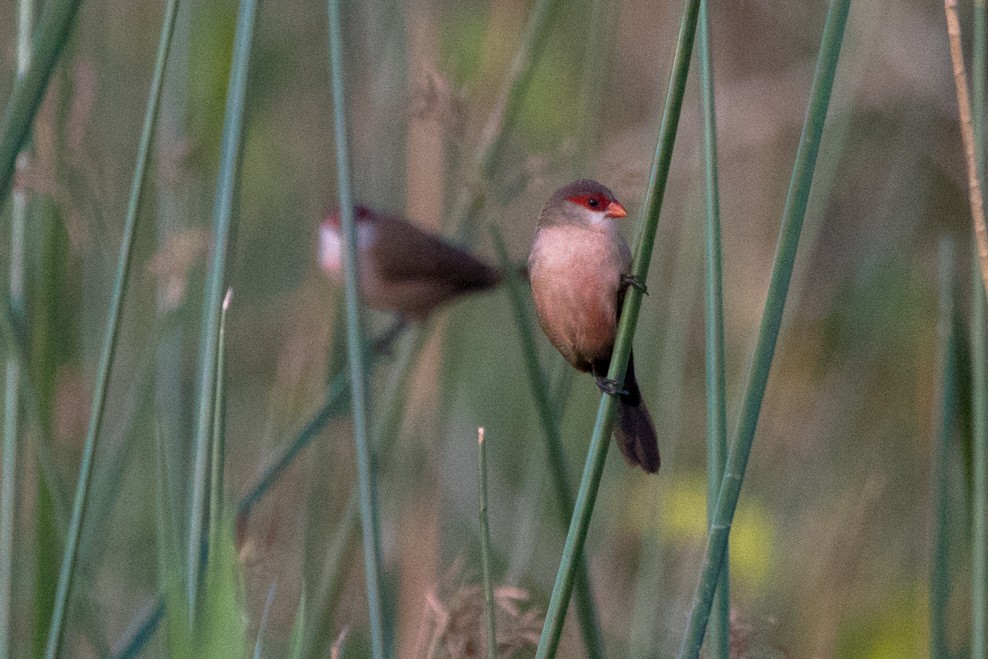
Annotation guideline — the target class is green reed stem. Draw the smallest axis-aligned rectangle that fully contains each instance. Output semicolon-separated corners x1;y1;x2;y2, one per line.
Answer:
975;260;988;659
0;0;83;208
478;428;497;659
0;0;34;655
252;582;277;659
186;0;257;620
206;291;231;572
535;0;703;654
973;1;988;652
42;2;181;656
677;1;850;655
326;0;387;656
492;231;605;659
931;239;956;658
698;1;729;656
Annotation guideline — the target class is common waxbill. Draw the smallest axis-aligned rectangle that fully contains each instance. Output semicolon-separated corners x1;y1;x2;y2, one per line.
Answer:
319;205;501;320
527;180;659;473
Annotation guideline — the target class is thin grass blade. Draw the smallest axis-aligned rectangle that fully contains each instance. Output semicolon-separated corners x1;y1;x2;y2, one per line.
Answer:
0;0;84;208
251;582;277;659
206;290;231;572
0;0;35;654
972;1;987;651
931;240;957;657
326;0;387;655
677;1;851;654
152;418;191;657
697;1;729;655
286;593;306;659
186;0;258;620
974;239;988;659
477;428;497;659
42;1;181;655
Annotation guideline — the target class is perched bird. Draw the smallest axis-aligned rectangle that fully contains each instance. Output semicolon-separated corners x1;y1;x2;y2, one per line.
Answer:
527;180;659;473
319;205;501;320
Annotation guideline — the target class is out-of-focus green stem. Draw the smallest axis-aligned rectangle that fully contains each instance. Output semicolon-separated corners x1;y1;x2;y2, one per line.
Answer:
974;250;988;659
207;290;231;571
478;428;497;659
972;1;987;653
698;1;729;656
326;0;387;656
0;0;35;655
677;1;851;654
43;1;181;656
186;0;257;621
0;0;84;208
930;240;956;658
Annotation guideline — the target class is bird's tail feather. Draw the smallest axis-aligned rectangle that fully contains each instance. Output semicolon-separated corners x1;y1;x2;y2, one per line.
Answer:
614;353;660;474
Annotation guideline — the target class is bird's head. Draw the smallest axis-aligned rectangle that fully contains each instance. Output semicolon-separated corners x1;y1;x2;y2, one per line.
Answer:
539;179;628;228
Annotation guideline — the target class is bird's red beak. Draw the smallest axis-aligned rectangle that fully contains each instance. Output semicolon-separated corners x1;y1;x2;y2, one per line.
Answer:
604;201;628;219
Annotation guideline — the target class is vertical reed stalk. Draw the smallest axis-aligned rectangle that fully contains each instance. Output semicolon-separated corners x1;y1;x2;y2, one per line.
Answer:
678;1;850;654
698;1;729;655
974;255;988;659
0;0;83;207
186;0;257;620
535;0;703;654
930;240;956;658
0;1;34;655
973;2;988;652
326;1;387;656
207;290;231;570
477;428;497;659
252;583;278;659
43;2;181;655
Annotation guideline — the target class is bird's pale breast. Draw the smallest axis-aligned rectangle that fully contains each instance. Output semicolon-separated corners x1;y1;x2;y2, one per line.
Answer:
528;225;630;371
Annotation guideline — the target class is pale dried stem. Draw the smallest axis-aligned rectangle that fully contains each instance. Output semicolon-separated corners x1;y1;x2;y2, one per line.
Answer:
945;0;988;294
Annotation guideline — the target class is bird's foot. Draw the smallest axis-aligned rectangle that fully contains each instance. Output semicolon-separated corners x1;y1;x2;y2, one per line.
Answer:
621;274;648;295
595;375;628;397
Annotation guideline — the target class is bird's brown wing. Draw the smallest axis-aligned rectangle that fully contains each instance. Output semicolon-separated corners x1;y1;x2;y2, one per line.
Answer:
370;214;501;292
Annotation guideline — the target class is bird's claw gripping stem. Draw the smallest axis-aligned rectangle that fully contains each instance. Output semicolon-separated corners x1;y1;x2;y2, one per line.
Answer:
595;375;628;397
622;274;648;295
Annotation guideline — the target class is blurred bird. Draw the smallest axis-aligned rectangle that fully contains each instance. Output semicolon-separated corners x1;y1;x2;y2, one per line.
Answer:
527;180;659;473
319;205;502;321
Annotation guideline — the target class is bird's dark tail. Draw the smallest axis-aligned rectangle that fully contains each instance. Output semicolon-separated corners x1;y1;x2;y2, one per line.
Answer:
614;353;660;474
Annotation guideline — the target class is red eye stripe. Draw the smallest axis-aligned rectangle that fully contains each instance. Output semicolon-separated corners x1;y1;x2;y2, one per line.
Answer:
566;193;609;211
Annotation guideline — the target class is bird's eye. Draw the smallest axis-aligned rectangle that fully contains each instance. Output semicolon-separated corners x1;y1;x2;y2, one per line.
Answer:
587;198;600;208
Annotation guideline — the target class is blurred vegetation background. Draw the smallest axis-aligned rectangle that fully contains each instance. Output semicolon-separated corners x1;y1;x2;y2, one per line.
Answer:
0;0;980;656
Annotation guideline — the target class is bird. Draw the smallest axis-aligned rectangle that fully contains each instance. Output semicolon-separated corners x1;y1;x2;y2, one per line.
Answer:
527;179;659;473
319;205;502;321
